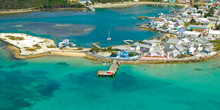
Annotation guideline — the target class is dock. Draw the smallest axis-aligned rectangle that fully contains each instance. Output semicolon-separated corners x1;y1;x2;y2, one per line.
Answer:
138;16;155;20
97;60;120;77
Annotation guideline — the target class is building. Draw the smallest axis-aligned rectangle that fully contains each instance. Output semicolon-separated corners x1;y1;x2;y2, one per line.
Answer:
192;29;207;36
79;0;92;4
188;25;208;30
208;30;220;38
177;0;190;3
166;38;182;45
182;31;201;39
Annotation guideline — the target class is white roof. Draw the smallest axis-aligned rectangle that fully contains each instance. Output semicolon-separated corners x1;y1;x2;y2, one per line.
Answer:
208;30;220;35
183;31;201;36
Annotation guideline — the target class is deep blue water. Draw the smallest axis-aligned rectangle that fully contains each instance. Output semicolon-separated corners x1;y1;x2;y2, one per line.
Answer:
0;5;178;47
0;5;220;110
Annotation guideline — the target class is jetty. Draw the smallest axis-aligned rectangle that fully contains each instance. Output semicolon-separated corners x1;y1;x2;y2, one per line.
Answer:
97;60;120;77
90;43;101;49
123;40;134;45
86;6;95;11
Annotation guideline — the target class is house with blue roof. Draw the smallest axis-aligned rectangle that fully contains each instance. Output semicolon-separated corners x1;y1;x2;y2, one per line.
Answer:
179;28;186;34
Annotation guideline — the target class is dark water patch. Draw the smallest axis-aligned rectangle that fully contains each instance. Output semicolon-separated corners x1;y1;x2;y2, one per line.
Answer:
83;93;101;100
0;69;61;110
194;68;202;71
28;70;48;76
56;62;70;66
174;95;220;110
37;81;60;97
112;72;140;92
68;73;75;77
24;70;48;80
0;65;4;69
0;70;37;110
0;22;95;38
7;62;28;68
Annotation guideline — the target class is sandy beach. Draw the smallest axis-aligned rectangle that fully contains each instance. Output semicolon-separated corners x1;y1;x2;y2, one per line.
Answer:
0;8;39;14
93;1;190;8
7;45;87;59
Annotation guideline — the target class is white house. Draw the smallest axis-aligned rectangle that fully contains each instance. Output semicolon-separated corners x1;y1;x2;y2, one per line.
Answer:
208;30;220;38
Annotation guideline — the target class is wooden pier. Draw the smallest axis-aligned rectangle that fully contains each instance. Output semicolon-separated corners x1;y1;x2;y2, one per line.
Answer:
97;60;120;77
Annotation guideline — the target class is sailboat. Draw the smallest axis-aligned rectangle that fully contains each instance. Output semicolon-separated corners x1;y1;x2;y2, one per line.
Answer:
107;30;111;41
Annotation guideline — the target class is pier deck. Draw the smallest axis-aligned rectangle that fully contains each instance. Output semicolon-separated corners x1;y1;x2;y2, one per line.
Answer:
97;60;120;77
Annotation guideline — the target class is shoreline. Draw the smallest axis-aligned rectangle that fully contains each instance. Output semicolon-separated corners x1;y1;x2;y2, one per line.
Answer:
5;43;220;64
92;1;190;8
0;1;189;14
0;8;86;14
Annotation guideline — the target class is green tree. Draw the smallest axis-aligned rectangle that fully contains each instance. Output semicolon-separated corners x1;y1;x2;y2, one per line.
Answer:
215;25;220;30
193;5;199;9
207;8;215;17
190;18;196;24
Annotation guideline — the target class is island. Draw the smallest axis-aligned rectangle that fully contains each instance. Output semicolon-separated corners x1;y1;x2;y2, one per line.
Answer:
0;1;220;77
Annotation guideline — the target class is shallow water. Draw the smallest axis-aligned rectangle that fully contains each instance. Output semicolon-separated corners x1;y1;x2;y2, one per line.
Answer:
0;5;220;110
0;41;220;110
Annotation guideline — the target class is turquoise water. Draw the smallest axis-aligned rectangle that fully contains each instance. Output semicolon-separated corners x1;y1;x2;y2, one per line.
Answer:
0;41;220;110
0;5;179;47
0;5;220;110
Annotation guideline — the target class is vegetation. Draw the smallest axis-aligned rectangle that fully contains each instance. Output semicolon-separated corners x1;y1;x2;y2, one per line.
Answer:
210;40;220;51
46;45;56;48
128;52;137;57
138;40;143;44
6;35;24;40
77;44;83;50
139;0;161;2
110;52;118;57
198;10;202;14
103;47;113;52
190;18;196;24
215;25;220;30
90;46;101;52
0;0;85;9
91;0;123;4
193;5;199;9
33;44;42;49
185;22;190;26
205;7;214;17
177;54;187;58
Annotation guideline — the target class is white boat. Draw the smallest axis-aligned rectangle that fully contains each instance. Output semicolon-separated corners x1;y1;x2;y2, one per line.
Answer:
107;30;111;41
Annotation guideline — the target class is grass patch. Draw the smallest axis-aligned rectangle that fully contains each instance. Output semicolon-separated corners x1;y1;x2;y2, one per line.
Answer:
25;44;42;51
6;35;24;40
